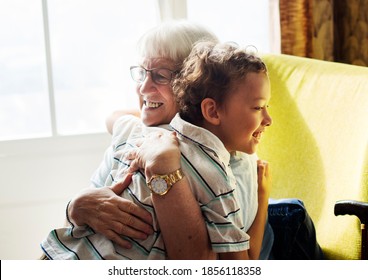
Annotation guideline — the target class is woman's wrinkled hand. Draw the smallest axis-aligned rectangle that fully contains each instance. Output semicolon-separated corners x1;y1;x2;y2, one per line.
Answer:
68;173;153;249
126;131;181;179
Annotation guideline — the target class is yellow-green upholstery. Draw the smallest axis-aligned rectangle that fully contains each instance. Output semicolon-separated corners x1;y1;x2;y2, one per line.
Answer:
259;54;368;259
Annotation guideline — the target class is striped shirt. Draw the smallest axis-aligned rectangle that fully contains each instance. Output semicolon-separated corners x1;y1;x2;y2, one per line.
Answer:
41;114;250;260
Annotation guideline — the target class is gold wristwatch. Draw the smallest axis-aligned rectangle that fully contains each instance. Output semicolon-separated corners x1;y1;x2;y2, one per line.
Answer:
147;168;184;195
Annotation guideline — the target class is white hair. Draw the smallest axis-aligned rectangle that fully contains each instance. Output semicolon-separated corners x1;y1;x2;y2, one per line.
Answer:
136;20;219;66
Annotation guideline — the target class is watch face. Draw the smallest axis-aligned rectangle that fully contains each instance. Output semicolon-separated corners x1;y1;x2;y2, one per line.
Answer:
151;177;168;195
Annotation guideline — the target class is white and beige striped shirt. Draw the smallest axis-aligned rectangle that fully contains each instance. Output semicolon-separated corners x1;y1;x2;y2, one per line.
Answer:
41;114;250;259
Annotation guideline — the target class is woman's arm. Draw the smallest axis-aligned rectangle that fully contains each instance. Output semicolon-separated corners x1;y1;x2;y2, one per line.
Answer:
127;132;217;259
152;177;216;259
219;251;250;260
106;110;140;134
106;112;214;258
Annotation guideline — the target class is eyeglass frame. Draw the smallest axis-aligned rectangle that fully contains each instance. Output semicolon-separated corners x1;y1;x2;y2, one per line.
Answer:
130;66;178;85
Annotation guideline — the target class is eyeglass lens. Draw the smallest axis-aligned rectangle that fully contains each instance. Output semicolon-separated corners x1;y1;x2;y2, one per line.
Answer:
131;67;173;85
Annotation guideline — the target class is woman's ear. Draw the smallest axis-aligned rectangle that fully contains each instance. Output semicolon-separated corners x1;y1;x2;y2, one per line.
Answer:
201;98;221;125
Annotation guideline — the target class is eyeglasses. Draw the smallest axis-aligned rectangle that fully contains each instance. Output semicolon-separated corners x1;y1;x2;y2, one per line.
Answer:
130;66;177;85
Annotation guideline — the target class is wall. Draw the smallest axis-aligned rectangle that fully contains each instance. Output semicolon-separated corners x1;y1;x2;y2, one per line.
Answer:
0;133;111;259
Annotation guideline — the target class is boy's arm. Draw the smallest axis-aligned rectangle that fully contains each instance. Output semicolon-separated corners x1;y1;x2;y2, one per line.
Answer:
246;160;271;259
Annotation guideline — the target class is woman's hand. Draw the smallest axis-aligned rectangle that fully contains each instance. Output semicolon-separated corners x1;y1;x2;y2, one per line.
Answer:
68;173;153;249
127;131;181;178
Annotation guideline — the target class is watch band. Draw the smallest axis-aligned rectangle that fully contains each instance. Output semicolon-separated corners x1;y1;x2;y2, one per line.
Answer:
147;168;184;195
165;168;184;186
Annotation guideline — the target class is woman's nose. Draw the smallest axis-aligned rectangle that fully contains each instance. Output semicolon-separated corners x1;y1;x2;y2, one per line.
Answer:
139;72;156;94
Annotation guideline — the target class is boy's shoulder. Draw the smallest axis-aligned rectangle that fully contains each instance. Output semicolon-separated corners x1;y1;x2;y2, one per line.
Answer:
170;114;230;166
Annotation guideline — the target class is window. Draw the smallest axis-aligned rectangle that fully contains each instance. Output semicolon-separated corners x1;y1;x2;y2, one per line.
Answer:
0;0;50;140
187;0;273;53
0;0;158;140
0;0;277;141
47;0;158;135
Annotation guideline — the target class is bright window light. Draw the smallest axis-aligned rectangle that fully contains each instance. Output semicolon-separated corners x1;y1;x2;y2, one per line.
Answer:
187;0;271;53
0;0;51;140
47;0;158;135
0;0;275;141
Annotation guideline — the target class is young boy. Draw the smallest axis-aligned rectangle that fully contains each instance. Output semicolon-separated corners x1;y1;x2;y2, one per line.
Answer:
41;42;272;260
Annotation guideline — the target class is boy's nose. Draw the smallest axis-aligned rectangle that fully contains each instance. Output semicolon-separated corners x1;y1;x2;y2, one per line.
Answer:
263;110;272;126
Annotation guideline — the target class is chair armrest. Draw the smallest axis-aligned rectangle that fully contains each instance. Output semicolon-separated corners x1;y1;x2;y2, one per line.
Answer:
334;200;368;225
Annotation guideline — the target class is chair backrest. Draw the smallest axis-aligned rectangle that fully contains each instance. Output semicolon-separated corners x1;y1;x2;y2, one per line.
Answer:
259;54;368;259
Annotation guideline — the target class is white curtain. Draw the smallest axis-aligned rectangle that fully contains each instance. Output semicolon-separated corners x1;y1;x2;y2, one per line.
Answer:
157;0;187;21
269;0;281;53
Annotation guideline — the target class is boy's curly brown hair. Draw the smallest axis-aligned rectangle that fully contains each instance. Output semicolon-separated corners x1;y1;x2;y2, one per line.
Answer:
173;42;267;126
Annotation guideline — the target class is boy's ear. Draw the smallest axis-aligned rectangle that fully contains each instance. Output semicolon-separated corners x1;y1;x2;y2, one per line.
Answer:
201;98;220;125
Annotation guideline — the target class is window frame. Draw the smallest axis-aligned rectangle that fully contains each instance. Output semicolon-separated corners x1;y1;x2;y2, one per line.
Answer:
42;0;58;137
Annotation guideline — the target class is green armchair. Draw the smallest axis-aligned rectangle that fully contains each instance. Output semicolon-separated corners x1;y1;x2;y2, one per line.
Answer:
259;54;368;259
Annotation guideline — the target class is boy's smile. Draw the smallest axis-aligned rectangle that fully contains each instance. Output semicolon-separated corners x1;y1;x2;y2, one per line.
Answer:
216;72;272;154
252;129;265;143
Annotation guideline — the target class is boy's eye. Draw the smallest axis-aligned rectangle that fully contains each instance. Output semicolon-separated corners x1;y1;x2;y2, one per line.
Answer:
254;105;270;111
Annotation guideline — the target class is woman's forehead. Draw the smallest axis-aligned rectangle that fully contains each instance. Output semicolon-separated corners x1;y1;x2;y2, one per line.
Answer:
139;57;176;69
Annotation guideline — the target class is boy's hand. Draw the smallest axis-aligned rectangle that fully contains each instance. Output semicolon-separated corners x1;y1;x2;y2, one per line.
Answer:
257;160;271;200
